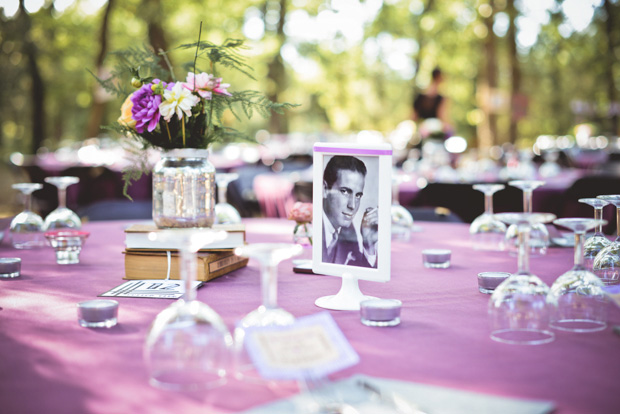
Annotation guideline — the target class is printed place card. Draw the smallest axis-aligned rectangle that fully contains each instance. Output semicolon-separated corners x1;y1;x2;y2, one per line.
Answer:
243;312;359;380
100;280;203;299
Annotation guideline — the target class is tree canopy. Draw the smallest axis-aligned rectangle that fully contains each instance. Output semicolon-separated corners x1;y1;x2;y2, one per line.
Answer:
0;0;617;157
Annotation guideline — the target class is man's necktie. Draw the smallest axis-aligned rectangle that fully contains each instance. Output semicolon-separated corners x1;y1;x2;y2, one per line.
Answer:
327;230;338;262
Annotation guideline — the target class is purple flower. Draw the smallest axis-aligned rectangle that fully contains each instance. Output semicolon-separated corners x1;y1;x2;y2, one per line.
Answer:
131;80;167;133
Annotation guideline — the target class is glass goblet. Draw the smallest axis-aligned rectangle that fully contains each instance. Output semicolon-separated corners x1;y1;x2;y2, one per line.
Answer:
548;218;608;332
504;180;549;257
469;184;506;251
10;183;46;249
579;198;611;271
490;212;557;345
593;195;620;285
233;243;303;377
43;176;82;230
215;172;242;225
144;228;233;391
390;171;415;241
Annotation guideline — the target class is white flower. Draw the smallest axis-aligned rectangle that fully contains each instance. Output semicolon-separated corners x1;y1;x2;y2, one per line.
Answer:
159;83;200;122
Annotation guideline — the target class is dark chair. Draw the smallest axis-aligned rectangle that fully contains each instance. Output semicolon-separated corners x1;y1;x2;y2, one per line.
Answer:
409;182;522;223
557;174;620;235
78;200;153;221
406;206;463;223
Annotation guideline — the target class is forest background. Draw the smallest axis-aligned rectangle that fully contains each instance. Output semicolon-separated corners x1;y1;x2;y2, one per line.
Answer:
0;0;618;159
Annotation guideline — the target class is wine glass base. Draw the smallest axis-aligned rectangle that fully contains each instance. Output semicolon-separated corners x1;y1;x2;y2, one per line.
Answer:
593;268;620;285
490;328;555;345
149;371;227;391
550;319;607;333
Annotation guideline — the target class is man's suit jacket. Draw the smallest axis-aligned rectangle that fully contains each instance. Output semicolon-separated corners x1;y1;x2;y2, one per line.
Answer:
322;223;372;268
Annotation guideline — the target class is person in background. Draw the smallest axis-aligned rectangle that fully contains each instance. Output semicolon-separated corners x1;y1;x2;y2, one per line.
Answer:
322;155;378;268
412;67;453;139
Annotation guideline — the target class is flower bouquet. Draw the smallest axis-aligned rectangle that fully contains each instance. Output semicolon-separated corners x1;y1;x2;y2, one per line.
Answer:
94;24;298;195
288;202;313;246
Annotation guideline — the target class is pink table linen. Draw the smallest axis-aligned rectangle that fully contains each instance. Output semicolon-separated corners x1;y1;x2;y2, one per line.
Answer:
0;219;619;414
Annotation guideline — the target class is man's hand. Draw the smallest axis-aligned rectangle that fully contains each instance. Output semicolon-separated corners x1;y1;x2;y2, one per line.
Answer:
361;207;379;255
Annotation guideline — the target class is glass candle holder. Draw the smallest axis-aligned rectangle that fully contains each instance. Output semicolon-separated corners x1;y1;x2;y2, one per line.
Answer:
44;230;90;264
477;272;511;294
360;299;402;327
0;258;21;278
422;249;451;268
77;299;119;328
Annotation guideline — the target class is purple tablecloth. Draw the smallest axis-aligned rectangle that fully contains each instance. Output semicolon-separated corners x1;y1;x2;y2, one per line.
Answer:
1;219;619;414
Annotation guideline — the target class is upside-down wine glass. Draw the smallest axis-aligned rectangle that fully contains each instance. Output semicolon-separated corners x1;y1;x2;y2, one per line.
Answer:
9;183;45;249
505;180;549;257
144;228;233;391
233;243;303;378
579;198;611;271
469;184;506;251
490;212;557;345
593;195;620;285
548;218;608;332
215;172;242;225
390;171;415;240
43;176;82;230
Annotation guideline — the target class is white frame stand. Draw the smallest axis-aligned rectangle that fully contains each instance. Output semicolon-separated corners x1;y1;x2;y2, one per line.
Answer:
314;273;377;311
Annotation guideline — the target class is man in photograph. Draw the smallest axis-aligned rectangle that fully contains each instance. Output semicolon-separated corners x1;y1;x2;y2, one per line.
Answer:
322;155;378;268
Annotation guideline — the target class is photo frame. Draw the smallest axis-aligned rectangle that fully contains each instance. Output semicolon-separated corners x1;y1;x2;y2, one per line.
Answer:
311;142;392;310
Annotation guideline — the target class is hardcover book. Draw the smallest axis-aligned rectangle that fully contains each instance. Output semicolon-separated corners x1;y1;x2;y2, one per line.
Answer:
123;249;248;282
124;223;246;251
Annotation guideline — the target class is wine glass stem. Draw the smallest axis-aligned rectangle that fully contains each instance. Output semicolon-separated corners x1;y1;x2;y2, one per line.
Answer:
616;206;620;241
523;190;533;213
593;207;604;235
574;231;585;270
180;248;197;302
57;187;67;209
484;192;494;215
517;223;530;274
24;193;33;212
218;184;228;204
392;182;400;205
261;263;278;309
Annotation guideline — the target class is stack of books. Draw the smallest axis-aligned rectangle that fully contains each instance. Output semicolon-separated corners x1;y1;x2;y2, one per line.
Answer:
123;223;248;282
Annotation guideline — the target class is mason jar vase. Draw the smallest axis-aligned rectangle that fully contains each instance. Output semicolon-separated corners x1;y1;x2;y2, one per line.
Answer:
152;149;216;228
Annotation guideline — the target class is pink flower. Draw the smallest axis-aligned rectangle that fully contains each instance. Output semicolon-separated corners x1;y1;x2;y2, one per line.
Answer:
288;202;313;224
182;72;232;99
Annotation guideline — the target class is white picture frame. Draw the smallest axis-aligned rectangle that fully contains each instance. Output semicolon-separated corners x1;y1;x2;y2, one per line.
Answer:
311;142;392;310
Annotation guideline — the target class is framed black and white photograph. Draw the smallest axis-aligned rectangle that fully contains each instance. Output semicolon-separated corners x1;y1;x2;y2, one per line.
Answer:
311;142;392;309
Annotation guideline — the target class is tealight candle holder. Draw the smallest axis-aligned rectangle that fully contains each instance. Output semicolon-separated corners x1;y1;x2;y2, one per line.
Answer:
477;272;511;294
0;258;21;278
422;249;451;269
77;299;119;328
44;230;90;264
360;299;402;327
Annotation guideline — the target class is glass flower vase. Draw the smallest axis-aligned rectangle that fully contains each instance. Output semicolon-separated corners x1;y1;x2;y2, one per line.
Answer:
152;149;216;228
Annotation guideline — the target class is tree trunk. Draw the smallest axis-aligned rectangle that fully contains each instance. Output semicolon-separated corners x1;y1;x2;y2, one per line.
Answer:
507;0;522;144
266;0;289;134
18;0;45;154
85;0;115;139
604;0;618;134
141;0;171;70
477;0;498;150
